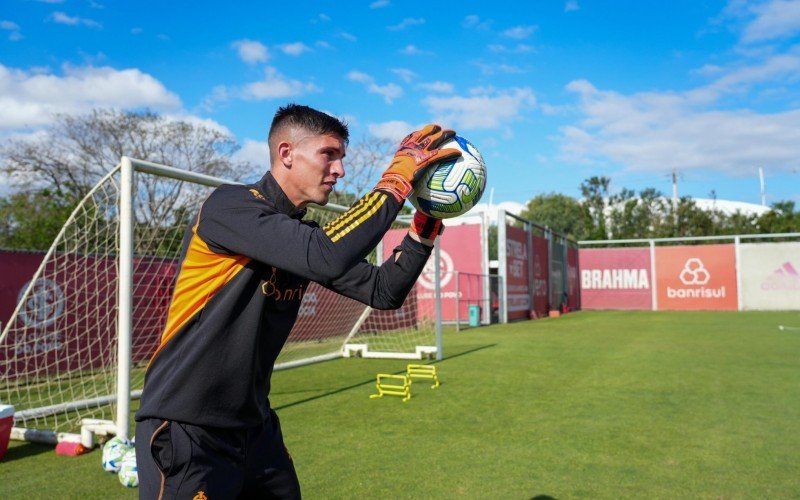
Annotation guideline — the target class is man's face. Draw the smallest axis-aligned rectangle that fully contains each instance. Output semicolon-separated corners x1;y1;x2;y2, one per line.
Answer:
283;133;346;207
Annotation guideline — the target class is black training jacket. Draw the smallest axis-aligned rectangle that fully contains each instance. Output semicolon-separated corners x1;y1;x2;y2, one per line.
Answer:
136;172;431;428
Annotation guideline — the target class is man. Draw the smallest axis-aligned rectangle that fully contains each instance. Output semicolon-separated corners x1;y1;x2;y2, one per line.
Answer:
135;104;460;499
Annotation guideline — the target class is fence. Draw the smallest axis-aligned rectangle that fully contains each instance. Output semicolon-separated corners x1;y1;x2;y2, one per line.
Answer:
497;210;581;322
579;233;800;311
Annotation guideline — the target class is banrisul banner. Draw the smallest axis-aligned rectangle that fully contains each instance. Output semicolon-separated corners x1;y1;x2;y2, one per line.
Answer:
382;223;483;322
739;242;800;310
579;248;652;310
655;244;738;310
505;225;530;320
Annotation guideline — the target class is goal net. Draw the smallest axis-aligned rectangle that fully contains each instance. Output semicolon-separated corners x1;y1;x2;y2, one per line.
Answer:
0;158;441;441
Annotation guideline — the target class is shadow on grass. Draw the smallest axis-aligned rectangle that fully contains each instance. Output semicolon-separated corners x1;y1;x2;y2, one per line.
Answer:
3;441;52;462
274;343;496;411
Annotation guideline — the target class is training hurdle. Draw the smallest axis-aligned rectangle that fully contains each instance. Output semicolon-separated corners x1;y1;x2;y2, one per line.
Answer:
370;374;411;402
407;364;440;389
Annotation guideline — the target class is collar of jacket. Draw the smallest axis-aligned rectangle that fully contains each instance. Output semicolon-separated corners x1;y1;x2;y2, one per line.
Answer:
257;171;307;220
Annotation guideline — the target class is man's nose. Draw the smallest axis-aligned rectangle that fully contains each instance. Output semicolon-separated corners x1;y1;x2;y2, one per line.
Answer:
332;159;345;178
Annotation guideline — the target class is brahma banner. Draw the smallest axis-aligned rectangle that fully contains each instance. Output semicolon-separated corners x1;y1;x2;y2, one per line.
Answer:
505;225;530;320
579;247;652;310
655;244;737;310
382;223;483;322
739;242;800;310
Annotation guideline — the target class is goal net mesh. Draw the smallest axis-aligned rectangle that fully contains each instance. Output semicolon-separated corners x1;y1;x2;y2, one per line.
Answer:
0;162;437;435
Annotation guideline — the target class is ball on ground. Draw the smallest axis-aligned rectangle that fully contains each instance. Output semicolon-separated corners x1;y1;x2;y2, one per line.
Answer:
118;448;139;488
101;436;132;473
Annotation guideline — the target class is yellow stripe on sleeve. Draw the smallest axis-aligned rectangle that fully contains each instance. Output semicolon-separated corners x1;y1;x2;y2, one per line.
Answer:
323;191;381;236
329;192;387;243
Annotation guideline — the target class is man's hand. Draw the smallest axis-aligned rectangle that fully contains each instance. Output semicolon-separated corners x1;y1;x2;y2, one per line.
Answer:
374;124;461;202
408;210;444;247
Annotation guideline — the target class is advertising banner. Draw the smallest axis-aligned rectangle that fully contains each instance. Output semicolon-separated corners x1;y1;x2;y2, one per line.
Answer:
505;225;530;320
566;246;580;310
739;242;800;310
655;244;737;310
579;247;652;310
532;236;549;317
382;223;484;322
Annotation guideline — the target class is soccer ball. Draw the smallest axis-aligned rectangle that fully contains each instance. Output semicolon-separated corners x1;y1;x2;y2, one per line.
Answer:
408;135;487;219
118;448;139;488
101;436;133;473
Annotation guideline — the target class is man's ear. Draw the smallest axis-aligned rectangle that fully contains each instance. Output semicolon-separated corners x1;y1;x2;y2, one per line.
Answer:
277;140;293;167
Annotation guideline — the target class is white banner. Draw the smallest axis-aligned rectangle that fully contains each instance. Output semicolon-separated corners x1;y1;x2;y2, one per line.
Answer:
739;242;800;310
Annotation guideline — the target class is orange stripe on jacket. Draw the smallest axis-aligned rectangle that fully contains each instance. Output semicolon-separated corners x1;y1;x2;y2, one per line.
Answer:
149;223;251;364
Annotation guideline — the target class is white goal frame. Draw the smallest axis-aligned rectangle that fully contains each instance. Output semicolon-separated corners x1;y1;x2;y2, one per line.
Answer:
2;156;444;444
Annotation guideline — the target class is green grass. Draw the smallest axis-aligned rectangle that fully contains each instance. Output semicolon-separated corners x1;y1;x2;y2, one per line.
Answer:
2;311;800;498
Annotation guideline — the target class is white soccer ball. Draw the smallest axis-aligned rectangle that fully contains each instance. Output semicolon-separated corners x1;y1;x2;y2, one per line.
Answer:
101;436;132;473
409;135;487;219
118;448;139;488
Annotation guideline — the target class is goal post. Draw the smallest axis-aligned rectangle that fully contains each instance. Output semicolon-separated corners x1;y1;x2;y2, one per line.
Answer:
0;157;442;444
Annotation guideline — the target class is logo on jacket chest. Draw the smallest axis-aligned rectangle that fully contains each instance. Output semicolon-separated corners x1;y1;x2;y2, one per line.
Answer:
261;266;305;302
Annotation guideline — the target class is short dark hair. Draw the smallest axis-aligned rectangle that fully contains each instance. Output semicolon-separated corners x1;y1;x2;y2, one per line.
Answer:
268;104;349;145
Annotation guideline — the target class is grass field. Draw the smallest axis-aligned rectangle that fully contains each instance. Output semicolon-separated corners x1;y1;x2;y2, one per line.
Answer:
2;310;800;498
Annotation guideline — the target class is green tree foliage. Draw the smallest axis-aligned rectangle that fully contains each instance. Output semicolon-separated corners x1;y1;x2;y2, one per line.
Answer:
521;193;586;239
0;190;74;250
515;177;799;242
0;109;255;252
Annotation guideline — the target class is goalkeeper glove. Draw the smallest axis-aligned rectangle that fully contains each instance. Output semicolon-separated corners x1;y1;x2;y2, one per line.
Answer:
374;124;461;202
409;210;444;245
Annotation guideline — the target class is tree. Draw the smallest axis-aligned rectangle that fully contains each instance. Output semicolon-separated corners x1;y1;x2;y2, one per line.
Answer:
1;108;255;250
580;176;611;240
757;201;798;233
520;193;587;239
0;190;74;250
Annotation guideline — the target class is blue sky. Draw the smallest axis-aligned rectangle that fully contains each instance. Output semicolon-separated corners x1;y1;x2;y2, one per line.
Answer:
2;0;800;207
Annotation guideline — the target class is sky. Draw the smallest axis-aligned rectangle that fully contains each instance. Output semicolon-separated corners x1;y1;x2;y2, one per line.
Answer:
2;0;800;207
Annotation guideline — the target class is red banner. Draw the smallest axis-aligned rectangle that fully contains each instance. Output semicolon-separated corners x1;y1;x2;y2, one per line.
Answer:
505;225;530;320
579;248;652;310
532;236;549;317
382;224;483;322
655;244;738;310
567;246;580;310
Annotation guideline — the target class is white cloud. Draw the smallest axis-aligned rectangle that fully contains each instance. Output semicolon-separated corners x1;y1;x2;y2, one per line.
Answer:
462;15;491;30
280;42;311;56
1;20;21;41
241;67;319;99
400;44;431;55
232;39;269;64
347;70;403;103
49;11;101;28
368;120;414;141
502;25;536;40
565;0;580;12
741;0;800;43
338;31;357;42
423;87;536;129
131;27;143;35
488;43;533;54
418;81;454;93
391;68;416;83
560;78;800;175
0;64;181;129
370;0;390;8
474;61;526;75
388;18;425;31
234;139;270;170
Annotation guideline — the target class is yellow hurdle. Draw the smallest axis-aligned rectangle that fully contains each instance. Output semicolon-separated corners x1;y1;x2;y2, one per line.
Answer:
370;373;411;402
407;364;440;389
